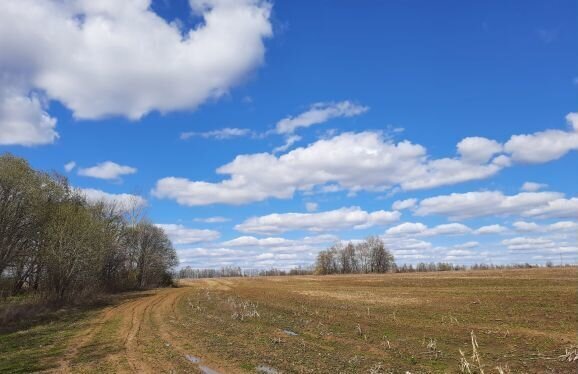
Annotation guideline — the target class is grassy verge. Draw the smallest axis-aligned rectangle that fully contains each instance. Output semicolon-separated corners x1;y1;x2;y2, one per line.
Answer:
0;306;96;373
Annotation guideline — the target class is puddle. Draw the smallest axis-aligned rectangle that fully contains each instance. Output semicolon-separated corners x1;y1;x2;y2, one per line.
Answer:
282;329;298;336
185;354;201;363
199;365;221;374
256;364;280;374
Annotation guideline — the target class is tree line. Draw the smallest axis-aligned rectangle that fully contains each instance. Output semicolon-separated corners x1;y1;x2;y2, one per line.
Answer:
0;153;177;303
315;236;395;275
178;265;314;279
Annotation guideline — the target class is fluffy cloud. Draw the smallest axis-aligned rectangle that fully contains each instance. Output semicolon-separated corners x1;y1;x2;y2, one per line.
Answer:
79;188;146;212
0;0;272;144
0;91;58;146
235;206;400;234
521;198;578;219
78;161;137;180
566;112;578;131
275;101;368;134
180;128;253;140
457;137;503;163
426;223;472;236
415;190;577;220
385;222;428;236
392;198;417;210
504;113;578;163
155;224;220;245
513;220;578;233
222;236;294;248
385;222;472;237
154;112;578;207
512;221;541;232
177;234;338;268
501;237;558;251
222;234;336;250
153;131;505;205
520;182;548;192
475;224;508;235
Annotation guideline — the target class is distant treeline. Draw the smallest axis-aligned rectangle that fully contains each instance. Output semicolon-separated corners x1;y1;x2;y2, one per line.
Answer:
178;265;314;279
0;153;177;303
178;261;573;280
394;262;571;272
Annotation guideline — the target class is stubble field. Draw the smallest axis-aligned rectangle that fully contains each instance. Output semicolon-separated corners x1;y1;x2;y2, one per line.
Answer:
1;267;576;373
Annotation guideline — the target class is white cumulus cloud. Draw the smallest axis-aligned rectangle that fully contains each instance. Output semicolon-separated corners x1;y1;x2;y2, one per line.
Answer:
504;113;578;163
392;198;417;210
520;182;548;192
78;161;137;180
155;224;220;245
0;91;58;146
0;0;272;144
153;131;506;206
79;188;146;212
235;206;400;234
415;190;578;220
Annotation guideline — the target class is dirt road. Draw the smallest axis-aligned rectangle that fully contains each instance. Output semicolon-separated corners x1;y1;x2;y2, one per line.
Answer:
56;280;233;373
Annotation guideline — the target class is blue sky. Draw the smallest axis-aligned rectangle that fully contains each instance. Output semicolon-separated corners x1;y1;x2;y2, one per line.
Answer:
1;0;577;269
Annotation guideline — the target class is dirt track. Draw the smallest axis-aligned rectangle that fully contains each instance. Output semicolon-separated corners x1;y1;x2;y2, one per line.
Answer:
55;280;233;374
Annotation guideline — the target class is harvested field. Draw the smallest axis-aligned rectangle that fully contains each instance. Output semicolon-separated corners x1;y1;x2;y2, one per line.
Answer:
1;267;576;373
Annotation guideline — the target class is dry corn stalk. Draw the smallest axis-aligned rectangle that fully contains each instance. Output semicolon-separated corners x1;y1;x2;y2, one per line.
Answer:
559;346;578;362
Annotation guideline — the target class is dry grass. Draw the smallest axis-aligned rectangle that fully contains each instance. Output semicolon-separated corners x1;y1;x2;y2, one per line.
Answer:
1;267;576;373
172;267;577;373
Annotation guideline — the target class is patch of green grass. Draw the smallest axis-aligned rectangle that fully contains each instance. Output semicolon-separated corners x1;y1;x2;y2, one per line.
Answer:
73;316;125;368
0;308;92;373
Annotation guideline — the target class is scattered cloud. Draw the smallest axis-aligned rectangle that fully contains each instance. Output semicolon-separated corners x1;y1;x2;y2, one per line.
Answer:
180;128;254;140
513;220;578;233
78;161;137;180
415;190;578;220
64;161;76;173
385;222;428;236
502;236;557;251
79;188;146;212
155;224;220;245
177;234;338;269
273;134;301;153
193;216;230;223
153;131;504;205
520;182;548;192
275;101;368;134
305;202;318;212
385;222;472;237
235;206;400;234
456;137;503;163
512;221;541;232
392;198;417;210
0;91;58;146
475;224;508;235
503;113;578;163
154;113;578;206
